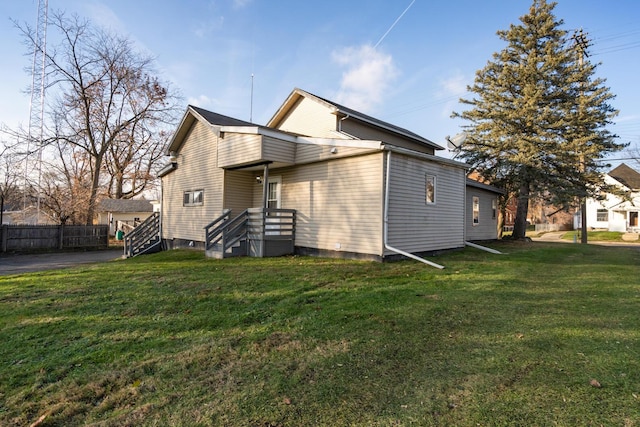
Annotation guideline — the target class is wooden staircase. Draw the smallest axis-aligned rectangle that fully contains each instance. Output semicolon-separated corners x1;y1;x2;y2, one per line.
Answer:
123;212;161;258
204;208;296;259
204;210;248;259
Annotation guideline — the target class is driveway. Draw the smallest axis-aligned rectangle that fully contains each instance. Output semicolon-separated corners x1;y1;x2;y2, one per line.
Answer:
0;249;124;276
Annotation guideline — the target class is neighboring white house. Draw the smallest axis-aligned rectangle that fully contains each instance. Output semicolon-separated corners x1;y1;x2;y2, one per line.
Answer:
157;88;501;261
97;198;156;236
575;163;640;232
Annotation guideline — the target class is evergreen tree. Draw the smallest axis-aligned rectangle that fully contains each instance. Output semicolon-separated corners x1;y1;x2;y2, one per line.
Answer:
453;0;623;239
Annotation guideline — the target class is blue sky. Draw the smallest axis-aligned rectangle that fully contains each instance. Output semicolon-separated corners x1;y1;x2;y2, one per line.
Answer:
1;0;638;167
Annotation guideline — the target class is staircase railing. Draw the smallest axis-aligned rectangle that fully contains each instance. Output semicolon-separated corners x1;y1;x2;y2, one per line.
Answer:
124;212;160;257
205;208;296;258
204;209;250;254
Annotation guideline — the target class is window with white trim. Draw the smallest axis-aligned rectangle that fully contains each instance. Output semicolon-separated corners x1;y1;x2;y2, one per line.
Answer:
183;189;204;206
426;175;436;204
472;196;480;225
492;199;497;219
596;209;608;222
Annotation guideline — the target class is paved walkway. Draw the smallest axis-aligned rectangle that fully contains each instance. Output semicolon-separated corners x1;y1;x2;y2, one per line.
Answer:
0;249;124;276
531;232;640;249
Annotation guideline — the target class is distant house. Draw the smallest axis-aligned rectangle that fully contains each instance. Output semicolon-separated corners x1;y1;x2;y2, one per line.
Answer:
156;88;500;262
576;163;640;232
97;198;156;236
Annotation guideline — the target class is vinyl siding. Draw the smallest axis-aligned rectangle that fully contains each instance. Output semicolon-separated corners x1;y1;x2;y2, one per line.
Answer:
217;133;262;168
342;120;435;155
224;170;255;216
253;153;385;256
218;133;296;168
386;152;465;254
465;188;499;241
271;96;337;138
161;120;223;243
263;136;296;163
295;144;380;165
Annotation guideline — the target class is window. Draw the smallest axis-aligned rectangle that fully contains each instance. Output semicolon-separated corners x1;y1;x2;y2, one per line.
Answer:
492;199;497;220
472;196;480;225
183;189;204;206
267;180;280;209
596;209;608;222
426;175;436;204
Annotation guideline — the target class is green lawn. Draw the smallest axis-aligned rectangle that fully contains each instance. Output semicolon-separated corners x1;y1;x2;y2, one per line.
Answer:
561;230;639;242
1;242;639;426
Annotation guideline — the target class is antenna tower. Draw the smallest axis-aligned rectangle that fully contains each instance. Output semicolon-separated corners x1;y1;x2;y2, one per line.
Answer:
24;0;48;224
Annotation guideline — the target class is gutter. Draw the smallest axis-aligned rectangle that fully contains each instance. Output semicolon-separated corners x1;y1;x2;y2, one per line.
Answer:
383;151;445;269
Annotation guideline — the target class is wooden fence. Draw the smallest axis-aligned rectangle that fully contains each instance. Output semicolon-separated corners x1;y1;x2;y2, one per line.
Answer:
0;224;109;253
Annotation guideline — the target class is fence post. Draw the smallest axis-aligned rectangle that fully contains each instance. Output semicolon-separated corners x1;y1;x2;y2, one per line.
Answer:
1;224;7;253
58;225;64;250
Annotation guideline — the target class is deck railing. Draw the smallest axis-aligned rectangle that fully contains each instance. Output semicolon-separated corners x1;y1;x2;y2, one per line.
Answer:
204;208;296;257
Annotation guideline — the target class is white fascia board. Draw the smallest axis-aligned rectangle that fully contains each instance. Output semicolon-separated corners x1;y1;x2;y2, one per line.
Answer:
218;125;299;143
296;136;383;150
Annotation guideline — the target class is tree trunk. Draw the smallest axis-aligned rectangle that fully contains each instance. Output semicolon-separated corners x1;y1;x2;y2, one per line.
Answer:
86;154;104;225
497;209;504;239
512;183;530;239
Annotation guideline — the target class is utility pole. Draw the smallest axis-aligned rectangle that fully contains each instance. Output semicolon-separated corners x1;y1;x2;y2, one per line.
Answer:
24;0;48;224
573;29;590;244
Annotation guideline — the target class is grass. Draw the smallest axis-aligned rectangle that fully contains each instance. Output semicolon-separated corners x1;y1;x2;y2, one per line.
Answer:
561;230;639;242
1;242;639;426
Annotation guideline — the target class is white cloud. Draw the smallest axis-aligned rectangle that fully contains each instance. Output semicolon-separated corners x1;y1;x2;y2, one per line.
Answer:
331;44;398;113
187;94;217;108
438;72;469;118
83;2;127;34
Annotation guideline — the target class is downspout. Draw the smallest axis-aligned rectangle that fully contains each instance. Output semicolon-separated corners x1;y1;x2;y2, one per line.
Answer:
383;150;445;269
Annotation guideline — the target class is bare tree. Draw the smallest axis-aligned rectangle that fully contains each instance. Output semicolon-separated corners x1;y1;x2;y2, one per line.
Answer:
17;12;180;224
0;143;24;225
38;142;96;225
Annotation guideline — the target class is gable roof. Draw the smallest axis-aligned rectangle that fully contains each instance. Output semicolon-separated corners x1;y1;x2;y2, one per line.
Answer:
466;178;505;195
609;163;640;190
267;88;444;151
98;199;153;213
190;105;255;127
166;105;258;154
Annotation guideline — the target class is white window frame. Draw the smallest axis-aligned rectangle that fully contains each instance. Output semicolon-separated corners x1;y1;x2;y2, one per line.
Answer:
596;209;608;222
426;175;436;204
183;189;204;207
472;196;480;226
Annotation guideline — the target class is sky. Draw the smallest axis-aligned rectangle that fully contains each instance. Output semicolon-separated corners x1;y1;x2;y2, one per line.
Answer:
0;0;639;169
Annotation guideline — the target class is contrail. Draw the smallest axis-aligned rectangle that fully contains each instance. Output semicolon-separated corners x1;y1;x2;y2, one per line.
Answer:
374;0;416;48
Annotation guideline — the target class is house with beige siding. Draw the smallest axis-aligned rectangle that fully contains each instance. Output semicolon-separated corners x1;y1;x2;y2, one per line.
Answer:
156;88;498;262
